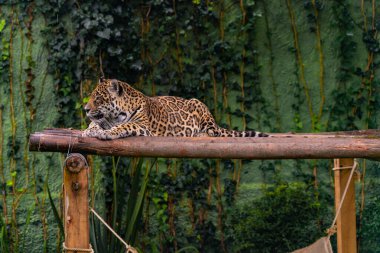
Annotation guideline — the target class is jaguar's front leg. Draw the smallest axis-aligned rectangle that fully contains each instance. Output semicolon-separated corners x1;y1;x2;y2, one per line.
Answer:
82;122;103;138
84;122;152;140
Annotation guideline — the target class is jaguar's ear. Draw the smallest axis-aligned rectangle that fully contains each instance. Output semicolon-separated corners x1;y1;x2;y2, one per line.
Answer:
108;79;123;96
99;76;105;83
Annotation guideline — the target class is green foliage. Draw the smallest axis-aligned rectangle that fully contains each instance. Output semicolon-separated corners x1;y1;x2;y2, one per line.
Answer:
0;19;5;32
359;194;380;253
0;18;9;76
90;158;154;253
20;205;34;252
1;0;380;252
47;184;64;239
328;1;380;130
227;183;327;253
0;214;10;253
358;179;380;253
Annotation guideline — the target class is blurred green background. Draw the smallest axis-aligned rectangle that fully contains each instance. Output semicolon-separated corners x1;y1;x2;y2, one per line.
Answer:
0;0;380;252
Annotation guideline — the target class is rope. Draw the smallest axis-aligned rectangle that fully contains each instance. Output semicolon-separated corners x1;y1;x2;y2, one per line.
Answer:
327;159;358;238
332;165;356;171
66;131;74;157
90;208;138;253
62;242;94;252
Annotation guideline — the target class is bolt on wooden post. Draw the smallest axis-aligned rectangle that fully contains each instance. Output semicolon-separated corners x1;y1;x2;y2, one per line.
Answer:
63;153;90;252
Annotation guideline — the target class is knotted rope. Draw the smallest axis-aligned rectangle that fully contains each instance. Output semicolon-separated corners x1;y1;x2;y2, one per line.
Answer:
62;243;94;252
90;208;138;253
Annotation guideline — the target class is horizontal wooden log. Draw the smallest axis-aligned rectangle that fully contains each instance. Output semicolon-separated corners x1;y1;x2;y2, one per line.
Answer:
29;128;380;159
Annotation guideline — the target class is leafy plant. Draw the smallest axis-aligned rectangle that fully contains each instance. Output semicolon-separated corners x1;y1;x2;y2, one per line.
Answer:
358;178;380;253
21;205;35;252
227;182;328;253
1;0;380;252
90;158;155;253
0;212;10;253
47;184;64;238
359;194;380;253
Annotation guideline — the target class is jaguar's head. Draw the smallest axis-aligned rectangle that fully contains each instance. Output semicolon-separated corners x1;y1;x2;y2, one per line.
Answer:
84;78;129;129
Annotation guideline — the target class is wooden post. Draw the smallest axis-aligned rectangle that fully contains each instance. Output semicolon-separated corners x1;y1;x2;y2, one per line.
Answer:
63;153;90;252
334;158;357;253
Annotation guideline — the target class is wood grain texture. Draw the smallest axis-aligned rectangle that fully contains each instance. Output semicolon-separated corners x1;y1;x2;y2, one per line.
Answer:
334;158;357;253
29;128;380;159
63;154;90;252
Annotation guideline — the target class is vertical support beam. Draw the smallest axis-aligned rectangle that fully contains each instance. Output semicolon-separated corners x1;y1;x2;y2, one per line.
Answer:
334;158;357;253
63;153;90;252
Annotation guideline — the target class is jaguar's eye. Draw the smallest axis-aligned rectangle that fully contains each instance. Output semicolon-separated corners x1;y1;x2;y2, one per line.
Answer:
94;98;101;106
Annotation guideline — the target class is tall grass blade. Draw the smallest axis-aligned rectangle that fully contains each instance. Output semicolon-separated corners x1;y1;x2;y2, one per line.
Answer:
126;159;156;244
125;158;143;225
89;158;155;252
21;205;35;251
176;246;200;253
0;214;9;253
47;184;64;237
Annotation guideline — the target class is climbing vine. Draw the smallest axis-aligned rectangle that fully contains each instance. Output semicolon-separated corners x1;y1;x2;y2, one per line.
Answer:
0;0;379;252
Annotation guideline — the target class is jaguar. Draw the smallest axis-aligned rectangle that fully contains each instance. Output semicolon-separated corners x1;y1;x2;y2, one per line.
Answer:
83;78;268;140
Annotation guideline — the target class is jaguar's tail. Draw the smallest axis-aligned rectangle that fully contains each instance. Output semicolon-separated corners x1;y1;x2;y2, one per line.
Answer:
212;127;269;137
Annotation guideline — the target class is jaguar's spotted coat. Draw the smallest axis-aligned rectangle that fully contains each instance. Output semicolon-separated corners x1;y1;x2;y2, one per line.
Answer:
83;79;268;140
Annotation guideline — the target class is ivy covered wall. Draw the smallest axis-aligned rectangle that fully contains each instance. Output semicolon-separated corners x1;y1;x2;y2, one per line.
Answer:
0;0;380;252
